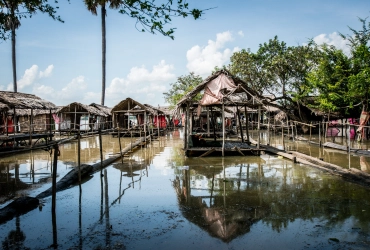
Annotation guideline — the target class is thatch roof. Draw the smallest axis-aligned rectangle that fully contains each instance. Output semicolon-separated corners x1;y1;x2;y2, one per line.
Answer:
0;102;9;111
176;69;261;108
57;102;108;117
0;91;57;110
144;104;165;115
158;106;174;116
90;103;112;116
111;98;157;115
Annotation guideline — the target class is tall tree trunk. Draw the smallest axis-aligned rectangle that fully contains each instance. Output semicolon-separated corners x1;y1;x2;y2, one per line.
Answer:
101;4;106;105
11;8;17;93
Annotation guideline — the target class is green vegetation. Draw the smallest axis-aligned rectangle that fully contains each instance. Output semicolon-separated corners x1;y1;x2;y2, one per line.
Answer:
163;72;203;107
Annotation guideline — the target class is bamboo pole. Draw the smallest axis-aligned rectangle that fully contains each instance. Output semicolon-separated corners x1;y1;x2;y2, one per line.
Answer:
244;105;249;143
99;128;103;172
78;130;81;183
257;105;261;149
319;121;322;147
29;109;33;146
222;102;225;157
144;112;147;143
211;106;216;141
184;103;189;149
237;105;244;142
282;122;285;150
267;111;270;145
52;144;58;212
74;105;76;130
207;107;210;137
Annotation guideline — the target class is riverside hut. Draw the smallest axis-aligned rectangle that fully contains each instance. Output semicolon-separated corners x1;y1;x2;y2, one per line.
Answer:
89;103;113;129
56;102;108;132
111;98;161;137
0;91;57;149
175;69;273;157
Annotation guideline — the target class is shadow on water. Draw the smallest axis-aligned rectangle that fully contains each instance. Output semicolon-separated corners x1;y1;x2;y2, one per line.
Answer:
0;131;370;249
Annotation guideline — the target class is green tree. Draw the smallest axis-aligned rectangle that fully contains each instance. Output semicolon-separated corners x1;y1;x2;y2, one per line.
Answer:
229;37;320;121
84;0;205;106
163;72;203;107
307;44;351;113
0;0;63;93
308;17;370;115
341;17;370;112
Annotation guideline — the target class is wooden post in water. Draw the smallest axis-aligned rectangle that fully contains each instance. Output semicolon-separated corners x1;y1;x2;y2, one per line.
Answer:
244;105;249;143
144;112;147;143
118;129;124;166
74;105;77;130
29;108;33;146
236;106;244;142
52;143;58;248
78;130;81;183
52;144;58;212
184;102;189;149
99;128;103;172
309;122;312;143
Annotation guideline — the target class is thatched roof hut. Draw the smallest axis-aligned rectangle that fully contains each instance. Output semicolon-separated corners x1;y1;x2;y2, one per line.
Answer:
0;91;56;110
58;102;107;117
111;98;148;114
176;69;263;109
89;103;112;116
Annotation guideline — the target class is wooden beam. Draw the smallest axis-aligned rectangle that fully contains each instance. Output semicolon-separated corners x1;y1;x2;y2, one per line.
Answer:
234;147;245;156
198;148;216;157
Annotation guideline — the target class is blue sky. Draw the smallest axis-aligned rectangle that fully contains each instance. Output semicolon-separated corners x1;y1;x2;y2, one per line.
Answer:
0;0;369;107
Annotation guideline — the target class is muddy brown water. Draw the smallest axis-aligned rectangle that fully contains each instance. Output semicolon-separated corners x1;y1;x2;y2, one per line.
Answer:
1;129;370;249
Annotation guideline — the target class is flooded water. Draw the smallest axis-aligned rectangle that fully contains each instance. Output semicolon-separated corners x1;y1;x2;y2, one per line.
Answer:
1;130;370;249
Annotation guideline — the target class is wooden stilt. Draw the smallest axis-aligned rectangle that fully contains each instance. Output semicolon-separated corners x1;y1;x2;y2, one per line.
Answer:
237;105;244;142
244;105;250;143
222;102;225;157
78;130;81;183
257;105;261;149
234;147;245;156
207;107;210;137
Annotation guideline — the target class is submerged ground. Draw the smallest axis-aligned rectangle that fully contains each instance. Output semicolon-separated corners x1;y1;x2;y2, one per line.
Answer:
1;129;370;249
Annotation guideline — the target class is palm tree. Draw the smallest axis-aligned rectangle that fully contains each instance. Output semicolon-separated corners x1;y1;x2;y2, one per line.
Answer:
4;1;21;92
84;0;122;106
1;0;63;93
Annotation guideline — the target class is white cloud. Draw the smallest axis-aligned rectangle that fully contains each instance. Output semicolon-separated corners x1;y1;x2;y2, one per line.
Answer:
105;60;176;106
34;76;89;105
17;65;39;90
238;31;244;37
186;31;238;76
313;32;350;55
39;65;54;78
22;61;175;107
5;64;54;91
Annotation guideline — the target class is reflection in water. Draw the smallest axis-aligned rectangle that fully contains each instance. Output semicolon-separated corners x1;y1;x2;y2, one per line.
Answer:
173;161;271;242
1;132;370;248
2;216;26;249
173;155;370;242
